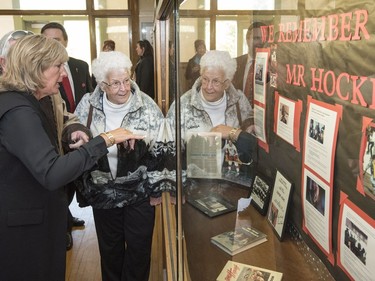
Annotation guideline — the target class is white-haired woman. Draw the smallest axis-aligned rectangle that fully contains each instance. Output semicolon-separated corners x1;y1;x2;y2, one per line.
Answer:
166;50;255;179
74;51;164;281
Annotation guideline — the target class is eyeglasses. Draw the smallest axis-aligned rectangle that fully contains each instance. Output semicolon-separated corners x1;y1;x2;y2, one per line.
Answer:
102;78;131;90
8;30;34;41
201;76;228;88
1;30;34;56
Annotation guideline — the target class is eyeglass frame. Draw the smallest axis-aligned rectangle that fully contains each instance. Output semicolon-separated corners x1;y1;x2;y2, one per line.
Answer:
1;30;34;57
8;30;34;41
201;76;228;88
102;78;132;90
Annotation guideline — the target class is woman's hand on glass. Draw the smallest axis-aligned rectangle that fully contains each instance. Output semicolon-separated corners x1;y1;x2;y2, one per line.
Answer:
211;125;242;143
100;128;145;148
211;124;234;139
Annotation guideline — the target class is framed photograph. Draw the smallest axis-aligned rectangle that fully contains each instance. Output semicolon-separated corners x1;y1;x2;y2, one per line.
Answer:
186;194;236;218
249;173;273;216
267;170;293;240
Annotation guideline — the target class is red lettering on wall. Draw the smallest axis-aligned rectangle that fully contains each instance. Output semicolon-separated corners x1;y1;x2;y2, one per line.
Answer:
275;10;369;43
353;9;370;40
310;68;370;107
310;68;325;92
323;70;336;96
327;14;339;41
339;12;353;41
336;73;350;100
260;25;269;43
286;64;306;87
278;24;286;42
268;25;274;42
350;76;368;107
369;78;375;110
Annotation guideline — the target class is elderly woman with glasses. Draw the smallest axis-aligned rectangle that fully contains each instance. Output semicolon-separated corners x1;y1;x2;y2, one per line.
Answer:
166;50;256;189
74;51;164;281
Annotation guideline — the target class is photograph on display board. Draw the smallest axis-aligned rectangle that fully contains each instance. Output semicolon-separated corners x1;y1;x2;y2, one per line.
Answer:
305;176;326;216
358;119;375;200
253;48;269;105
308;119;325;144
337;194;375;281
302;168;332;259
303;98;342;185
279;103;289;124
274;92;302;151
343;218;367;265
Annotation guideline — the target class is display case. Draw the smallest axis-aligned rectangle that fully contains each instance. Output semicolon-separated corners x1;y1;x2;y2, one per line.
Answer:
155;0;375;280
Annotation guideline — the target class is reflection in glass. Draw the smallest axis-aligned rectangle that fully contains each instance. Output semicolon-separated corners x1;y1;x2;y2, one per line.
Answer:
179;18;210;62
95;18;129;58
179;18;209;93
216;20;238;58
180;0;209;10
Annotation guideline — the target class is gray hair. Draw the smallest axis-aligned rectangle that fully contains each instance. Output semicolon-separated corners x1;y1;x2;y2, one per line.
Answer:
92;51;133;83
199;50;237;80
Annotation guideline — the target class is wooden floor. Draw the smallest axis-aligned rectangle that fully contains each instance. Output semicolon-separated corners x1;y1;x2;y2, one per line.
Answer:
65;197;167;281
65;198;102;281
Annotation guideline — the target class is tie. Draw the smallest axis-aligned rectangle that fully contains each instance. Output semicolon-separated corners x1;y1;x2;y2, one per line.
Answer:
244;61;254;106
62;76;75;113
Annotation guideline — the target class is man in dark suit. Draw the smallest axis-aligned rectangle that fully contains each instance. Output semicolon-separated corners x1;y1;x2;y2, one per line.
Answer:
41;22;94;250
232;22;265;107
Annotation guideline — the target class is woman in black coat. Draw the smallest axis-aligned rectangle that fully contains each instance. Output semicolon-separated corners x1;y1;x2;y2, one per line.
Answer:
133;39;155;99
0;35;142;281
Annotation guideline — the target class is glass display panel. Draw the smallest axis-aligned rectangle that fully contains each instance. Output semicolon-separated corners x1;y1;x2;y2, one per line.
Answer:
179;17;210;93
215;19;238;58
173;1;375;281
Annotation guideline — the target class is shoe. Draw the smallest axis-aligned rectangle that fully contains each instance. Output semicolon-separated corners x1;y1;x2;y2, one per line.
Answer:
72;217;85;227
66;232;73;251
